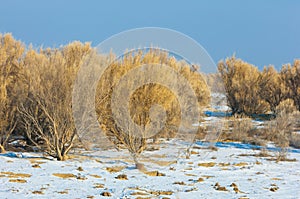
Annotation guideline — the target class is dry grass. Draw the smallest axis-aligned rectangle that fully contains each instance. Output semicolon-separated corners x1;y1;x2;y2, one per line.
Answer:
100;192;112;197
144;170;166;176
290;132;300;149
57;190;69;194
115;174;128;180
201;175;215;179
9;179;27;183
32;190;44;194
89;174;101;179
233;162;248;167
144;159;176;167
93;183;105;189
0;171;31;178
105;166;125;173
198;162;216;167
52;173;76;179
130;191;149;196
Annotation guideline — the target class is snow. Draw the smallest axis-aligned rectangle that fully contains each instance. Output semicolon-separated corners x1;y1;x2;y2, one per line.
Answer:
1;140;300;199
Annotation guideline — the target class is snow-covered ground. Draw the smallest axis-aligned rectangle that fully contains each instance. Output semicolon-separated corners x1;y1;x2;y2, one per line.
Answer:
1;140;299;199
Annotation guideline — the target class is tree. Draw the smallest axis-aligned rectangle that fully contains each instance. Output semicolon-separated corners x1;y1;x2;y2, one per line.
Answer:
281;60;300;111
95;49;210;166
218;55;269;115
0;34;24;153
19;42;91;160
260;66;288;113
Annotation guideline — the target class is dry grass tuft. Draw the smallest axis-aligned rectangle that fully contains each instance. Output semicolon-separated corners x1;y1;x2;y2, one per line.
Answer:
202;175;214;179
52;173;76;179
57;190;69;194
1;171;31;178
214;182;228;191
90;174;101;179
233;162;248;167
198;162;216;167
76;166;84;171
197;177;204;182
149;190;173;195
100;192;112;197
130;191;149;196
173;181;186;185
145;159;177;167
218;162;230;167
115;174;128;180
9;179;27;183
93;183;104;189
32;190;44;194
144;170;166;176
106;166;125;173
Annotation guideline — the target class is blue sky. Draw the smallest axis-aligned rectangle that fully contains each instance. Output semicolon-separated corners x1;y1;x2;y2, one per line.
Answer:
0;0;299;70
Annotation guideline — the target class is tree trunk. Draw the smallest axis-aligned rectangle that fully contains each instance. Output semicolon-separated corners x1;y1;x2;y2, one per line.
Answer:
0;144;6;153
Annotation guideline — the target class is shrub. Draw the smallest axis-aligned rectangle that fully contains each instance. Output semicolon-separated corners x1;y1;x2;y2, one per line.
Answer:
225;116;253;142
266;99;299;159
